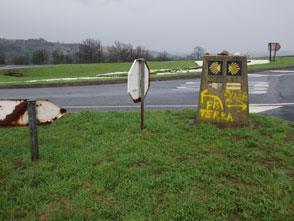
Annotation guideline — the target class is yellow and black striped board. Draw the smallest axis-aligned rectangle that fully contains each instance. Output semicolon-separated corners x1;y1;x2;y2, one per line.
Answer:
197;55;249;127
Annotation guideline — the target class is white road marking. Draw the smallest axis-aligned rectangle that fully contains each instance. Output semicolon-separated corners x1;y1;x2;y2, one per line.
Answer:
175;81;269;95
270;70;294;73
251;91;267;95
185;82;200;85
250;72;294;77
249;81;269;94
250;106;281;113
251;82;268;86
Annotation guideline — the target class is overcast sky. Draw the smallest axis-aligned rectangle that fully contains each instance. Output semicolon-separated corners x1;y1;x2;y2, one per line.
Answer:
0;0;293;54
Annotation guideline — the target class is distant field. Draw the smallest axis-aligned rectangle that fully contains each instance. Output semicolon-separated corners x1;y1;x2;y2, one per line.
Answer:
0;60;197;85
0;110;293;220
248;56;294;72
0;56;294;86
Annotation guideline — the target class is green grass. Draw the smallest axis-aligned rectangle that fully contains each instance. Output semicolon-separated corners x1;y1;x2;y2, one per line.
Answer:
0;110;293;220
248;56;294;72
1;57;294;86
0;60;197;85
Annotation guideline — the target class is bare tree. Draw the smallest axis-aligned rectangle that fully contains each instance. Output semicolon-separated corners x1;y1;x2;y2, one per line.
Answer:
107;41;134;62
13;54;30;65
32;49;49;65
0;53;5;64
52;49;66;64
134;46;151;60
79;39;103;63
157;51;169;61
194;46;205;60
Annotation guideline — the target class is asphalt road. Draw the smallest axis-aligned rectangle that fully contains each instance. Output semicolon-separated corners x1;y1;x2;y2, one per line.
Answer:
0;69;293;120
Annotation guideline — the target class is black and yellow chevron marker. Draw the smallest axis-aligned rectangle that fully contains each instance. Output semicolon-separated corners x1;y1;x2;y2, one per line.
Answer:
208;61;222;75
227;61;242;76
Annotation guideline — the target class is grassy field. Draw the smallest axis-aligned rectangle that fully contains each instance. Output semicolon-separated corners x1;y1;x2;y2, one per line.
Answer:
0;60;197;85
0;56;294;86
0;110;293;220
248;56;294;72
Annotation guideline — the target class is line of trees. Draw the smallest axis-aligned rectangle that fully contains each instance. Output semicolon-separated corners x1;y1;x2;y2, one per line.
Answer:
0;39;173;65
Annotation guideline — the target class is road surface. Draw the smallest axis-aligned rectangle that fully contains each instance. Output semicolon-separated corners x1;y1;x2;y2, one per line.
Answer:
0;69;293;120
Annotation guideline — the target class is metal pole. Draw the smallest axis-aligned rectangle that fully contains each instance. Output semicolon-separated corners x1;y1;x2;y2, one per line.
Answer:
273;48;277;61
28;100;39;161
139;59;145;130
269;43;272;61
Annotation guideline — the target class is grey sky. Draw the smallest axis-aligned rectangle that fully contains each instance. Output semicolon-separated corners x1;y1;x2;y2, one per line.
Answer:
0;0;293;54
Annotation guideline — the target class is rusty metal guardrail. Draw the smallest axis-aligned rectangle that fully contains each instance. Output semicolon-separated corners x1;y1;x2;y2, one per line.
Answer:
0;99;66;160
0;99;66;127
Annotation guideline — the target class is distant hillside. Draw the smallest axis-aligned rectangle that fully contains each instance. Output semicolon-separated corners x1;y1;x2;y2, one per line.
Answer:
0;38;79;63
0;38;180;65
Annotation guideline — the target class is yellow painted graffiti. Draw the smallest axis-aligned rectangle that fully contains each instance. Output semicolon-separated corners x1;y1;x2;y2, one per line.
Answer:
199;89;248;122
200;89;224;110
225;89;248;112
200;109;233;122
199;89;233;122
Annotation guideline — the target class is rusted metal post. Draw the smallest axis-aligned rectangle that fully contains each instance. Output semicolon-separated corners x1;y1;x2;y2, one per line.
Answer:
269;43;272;61
28;100;39;161
273;48;277;61
139;59;145;130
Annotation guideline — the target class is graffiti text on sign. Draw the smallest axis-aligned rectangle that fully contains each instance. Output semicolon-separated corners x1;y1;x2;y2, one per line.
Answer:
199;89;233;122
225;89;248;112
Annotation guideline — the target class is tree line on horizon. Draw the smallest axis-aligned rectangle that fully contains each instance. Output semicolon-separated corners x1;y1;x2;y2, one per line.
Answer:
0;39;175;65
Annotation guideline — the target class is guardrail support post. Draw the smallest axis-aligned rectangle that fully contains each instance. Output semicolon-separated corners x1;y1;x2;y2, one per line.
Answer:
28;100;39;161
139;59;145;130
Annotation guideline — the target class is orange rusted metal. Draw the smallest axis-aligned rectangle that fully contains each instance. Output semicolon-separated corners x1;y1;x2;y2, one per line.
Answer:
0;100;66;127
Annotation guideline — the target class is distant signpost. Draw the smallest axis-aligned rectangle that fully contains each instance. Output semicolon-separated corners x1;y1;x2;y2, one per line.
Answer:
128;58;150;130
268;42;281;61
197;54;249;127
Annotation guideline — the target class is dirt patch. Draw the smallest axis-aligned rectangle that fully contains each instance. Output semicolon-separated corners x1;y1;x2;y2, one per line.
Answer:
31;179;41;188
48;164;57;171
38;213;49;221
12;158;26;170
82;181;92;189
48;197;72;214
96;198;124;209
4;70;25;77
249;122;260;129
259;158;275;170
225;175;238;184
259;146;273;154
172;155;188;162
285;124;294;143
152;194;165;215
128;161;146;168
76;180;93;193
152;168;163;176
0;176;6;186
9;209;27;219
229;201;242;221
92;160;102;167
231;134;250;141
